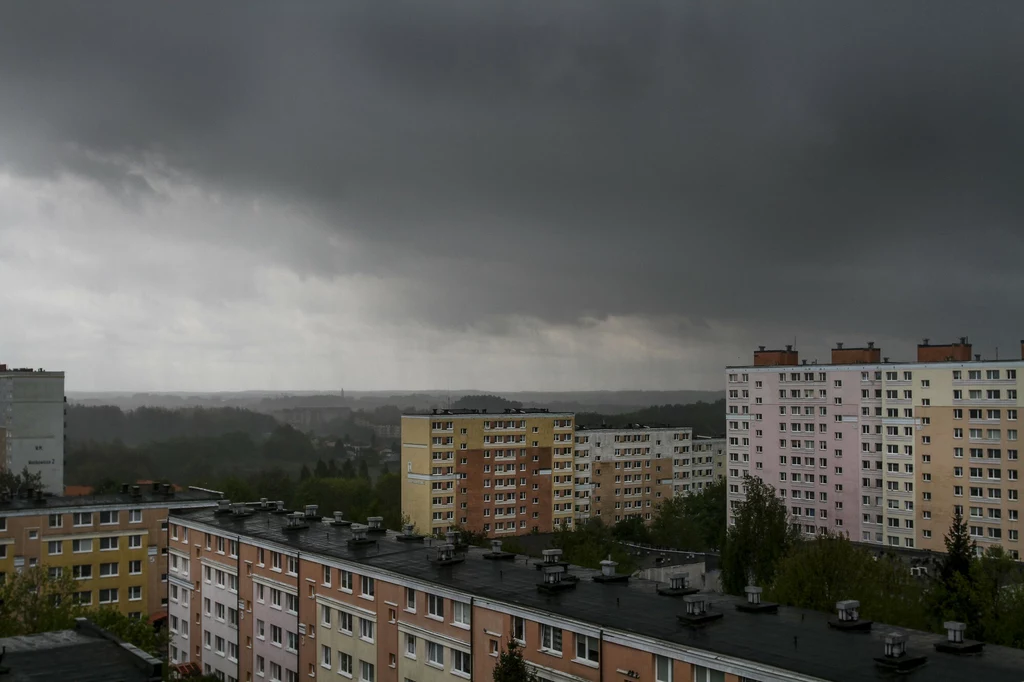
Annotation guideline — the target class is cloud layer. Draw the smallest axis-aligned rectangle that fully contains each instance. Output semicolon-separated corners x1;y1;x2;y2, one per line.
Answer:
1;1;1022;391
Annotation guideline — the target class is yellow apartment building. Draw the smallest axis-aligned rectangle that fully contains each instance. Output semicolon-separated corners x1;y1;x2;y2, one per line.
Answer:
0;483;220;620
401;409;575;537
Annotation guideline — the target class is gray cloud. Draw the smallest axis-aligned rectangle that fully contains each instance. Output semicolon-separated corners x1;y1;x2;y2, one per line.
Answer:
1;1;1023;390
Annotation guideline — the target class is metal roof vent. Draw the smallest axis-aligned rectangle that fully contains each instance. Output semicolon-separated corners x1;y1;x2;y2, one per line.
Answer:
593;555;629;583
483;539;514;560
347;523;375;548
284;511;309;531
331;511;352;527
258;497;270;509
535;548;569;571
537;564;576;593
367;516;386;534
875;631;927;673
271;500;289;515
396;523;424;543
934;621;984;655
304;504;319;519
828;599;872;632
230;502;252;517
736;585;778;614
214;499;232;515
677;594;723;627
433;542;465;566
657;572;698;597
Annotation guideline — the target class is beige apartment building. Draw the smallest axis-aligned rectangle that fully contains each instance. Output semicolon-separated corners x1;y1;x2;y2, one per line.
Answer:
401;409;576;537
0;483;220;620
573;427;692;525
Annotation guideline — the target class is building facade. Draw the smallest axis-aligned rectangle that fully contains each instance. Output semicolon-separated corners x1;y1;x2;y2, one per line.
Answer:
0;365;66;493
168;503;1024;682
675;436;726;497
0;484;221;620
726;339;1024;557
573;427;691;525
401;409;575;537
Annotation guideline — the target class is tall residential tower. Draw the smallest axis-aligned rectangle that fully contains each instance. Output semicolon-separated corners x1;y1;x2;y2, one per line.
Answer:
726;339;1023;557
0;365;66;493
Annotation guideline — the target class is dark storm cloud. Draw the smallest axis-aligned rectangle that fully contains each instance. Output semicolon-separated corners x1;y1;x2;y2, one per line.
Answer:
1;0;1023;352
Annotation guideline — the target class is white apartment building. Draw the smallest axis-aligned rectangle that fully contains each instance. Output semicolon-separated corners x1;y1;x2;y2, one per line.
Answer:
0;365;66;493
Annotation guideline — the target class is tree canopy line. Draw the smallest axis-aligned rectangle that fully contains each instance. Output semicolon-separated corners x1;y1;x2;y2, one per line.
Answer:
541;479;727;575
721;475;1024;648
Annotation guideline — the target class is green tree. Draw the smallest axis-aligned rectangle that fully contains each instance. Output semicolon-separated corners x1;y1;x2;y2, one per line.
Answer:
932;509;980;632
648;495;703;549
0;465;43;492
682;478;727;551
769;533;928;628
300;464;312;481
721;475;797;594
218;476;254;503
89;607;167;655
358;459;370;481
553;519;637;574
340;460;356;478
611;516;651;544
0;567;83;636
315;459;329;478
968;546;1022;644
493;638;538;682
328;459;339;477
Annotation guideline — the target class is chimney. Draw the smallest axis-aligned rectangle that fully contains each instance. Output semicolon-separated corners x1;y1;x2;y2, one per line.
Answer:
600;558;618;577
974;354;981;361
490;539;503;553
151;482;160;493
745;586;762;605
130;485;141;497
737;584;779;613
758;345;766;352
542;548;564;564
334;511;346;524
671;574;688;590
922;338;930;346
867;341;874;349
836;342;843;350
121;484;130;494
161;483;172;495
367;516;384;532
403;523;416;537
933;620;984;654
945;621;966;645
304;504;319;519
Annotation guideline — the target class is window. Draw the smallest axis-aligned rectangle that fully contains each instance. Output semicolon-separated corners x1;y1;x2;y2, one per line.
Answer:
322;645;332;669
427;642;444;666
360;618;374;642
656;655;673;682
693;666;726;682
287;630;299;652
128;535;142;549
428;594;445;619
73;512;92;527
99;510;119;525
453;650;471;676
129;586;142;601
360;661;375;682
285;593;298;613
512;616;526;643
575;634;599;663
339;611;353;633
341;570;353;591
99;588;118;604
48;540;62;555
100;562;118;577
99;536;119;551
128;509;143;523
271;624;282;646
405;634;417;658
339;653;353;677
361;575;375;597
322;605;332;626
405;587;416;611
540;625;562;653
453;601;470;626
73;564;92;580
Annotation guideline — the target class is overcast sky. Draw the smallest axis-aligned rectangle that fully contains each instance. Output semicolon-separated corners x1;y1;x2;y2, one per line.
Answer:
1;2;1022;392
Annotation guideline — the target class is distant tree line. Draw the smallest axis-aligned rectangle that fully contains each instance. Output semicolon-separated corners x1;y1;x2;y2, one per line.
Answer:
575;399;726;436
66;404;279;446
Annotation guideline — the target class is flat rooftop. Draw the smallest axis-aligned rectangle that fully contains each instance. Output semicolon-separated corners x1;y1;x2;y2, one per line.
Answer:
0;487;221;514
0;619;161;682
174;506;1024;682
404;408;574;417
575;425;691;432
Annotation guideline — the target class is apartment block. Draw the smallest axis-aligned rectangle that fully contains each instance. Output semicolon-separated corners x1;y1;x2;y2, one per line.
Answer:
168;501;1024;682
0;364;66;493
573;427;690;525
401;409;576;538
0;483;220;620
677;436;726;496
726;338;1024;557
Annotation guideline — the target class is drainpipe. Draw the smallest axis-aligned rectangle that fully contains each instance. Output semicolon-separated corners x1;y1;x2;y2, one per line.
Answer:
599;629;604;682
